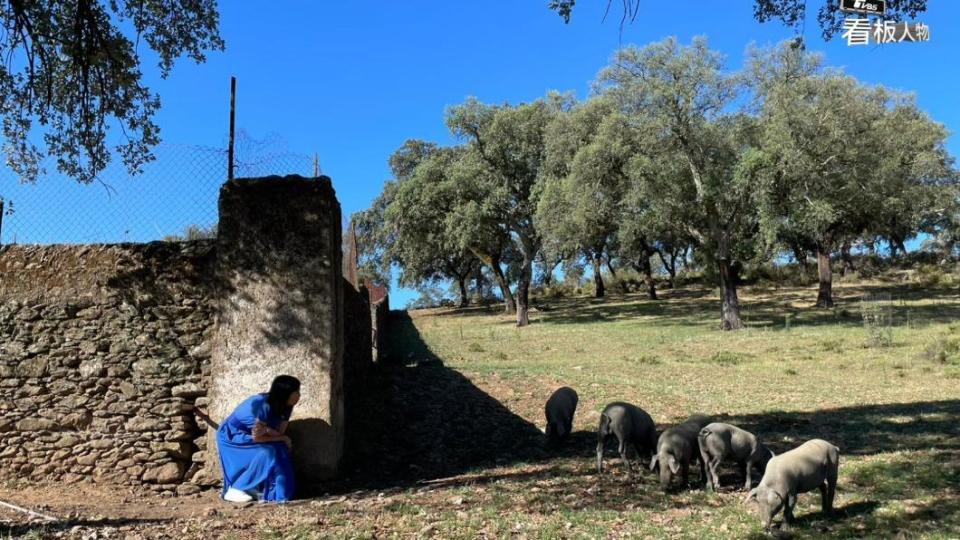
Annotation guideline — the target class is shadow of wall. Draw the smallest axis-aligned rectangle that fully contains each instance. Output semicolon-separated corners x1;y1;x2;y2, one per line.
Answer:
337;310;546;491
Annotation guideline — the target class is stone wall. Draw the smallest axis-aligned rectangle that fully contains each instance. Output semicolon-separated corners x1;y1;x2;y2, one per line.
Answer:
0;242;217;493
208;176;345;485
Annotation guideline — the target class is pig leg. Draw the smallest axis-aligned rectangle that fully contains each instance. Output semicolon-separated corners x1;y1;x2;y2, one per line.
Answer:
618;439;633;476
596;438;605;474
784;493;797;524
710;457;723;491
743;460;752;491
698;454;707;487
681;461;689;487
819;483;829;515
826;463;838;513
699;444;715;492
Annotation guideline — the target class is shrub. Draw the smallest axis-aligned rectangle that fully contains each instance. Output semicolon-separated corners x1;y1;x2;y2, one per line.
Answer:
624;354;662;365
707;351;750;366
534;283;578;299
921;336;960;365
915;264;950;287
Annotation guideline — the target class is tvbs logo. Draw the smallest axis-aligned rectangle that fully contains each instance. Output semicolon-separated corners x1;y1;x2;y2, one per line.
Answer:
853;0;881;12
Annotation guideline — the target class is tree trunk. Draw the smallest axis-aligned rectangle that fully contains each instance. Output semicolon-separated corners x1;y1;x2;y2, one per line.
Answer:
893;237;907;258
640;251;657;300
605;257;617;279
473;264;484;304
655;248;675;288
840;241;856;276
718;258;744;330
635;239;658;299
488;258;516;314
591;255;605;298
542;256;561;287
457;275;469;308
816;247;834;308
516;260;532;327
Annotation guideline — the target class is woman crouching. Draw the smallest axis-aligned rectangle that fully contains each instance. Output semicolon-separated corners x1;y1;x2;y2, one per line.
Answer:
217;375;300;503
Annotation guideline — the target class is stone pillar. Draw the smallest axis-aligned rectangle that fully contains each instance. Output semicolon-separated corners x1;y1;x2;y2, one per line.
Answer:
208;175;344;484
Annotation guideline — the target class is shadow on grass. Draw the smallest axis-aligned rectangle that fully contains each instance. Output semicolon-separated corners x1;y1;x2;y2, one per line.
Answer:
533;284;960;331
332;310;546;493
726;400;960;457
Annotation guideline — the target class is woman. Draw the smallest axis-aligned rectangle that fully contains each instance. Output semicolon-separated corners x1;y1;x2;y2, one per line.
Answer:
217;375;300;503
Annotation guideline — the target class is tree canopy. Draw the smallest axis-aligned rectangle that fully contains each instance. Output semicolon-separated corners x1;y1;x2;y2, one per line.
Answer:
359;37;956;330
0;0;224;183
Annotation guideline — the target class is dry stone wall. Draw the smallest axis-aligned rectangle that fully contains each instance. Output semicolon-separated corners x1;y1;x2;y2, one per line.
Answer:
0;176;387;491
0;242;217;493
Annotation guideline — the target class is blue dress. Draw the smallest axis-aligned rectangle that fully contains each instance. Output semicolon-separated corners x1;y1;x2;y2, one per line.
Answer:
216;394;295;502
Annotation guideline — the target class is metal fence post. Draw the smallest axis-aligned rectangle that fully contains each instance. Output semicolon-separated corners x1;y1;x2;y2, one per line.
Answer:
228;76;237;181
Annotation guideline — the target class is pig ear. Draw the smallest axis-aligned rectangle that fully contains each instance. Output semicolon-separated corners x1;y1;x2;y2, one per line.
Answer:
668;456;680;474
743;487;758;504
649;455;658;471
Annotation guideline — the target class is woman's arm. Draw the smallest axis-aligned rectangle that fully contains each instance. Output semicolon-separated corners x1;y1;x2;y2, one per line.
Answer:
253;419;289;437
253;420;279;438
252;430;292;449
252;420;291;449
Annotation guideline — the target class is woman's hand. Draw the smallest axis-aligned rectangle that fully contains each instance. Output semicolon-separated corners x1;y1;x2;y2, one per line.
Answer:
252;420;270;439
253;420;282;438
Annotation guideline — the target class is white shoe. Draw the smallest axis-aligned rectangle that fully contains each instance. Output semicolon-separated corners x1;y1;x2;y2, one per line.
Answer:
223;487;253;503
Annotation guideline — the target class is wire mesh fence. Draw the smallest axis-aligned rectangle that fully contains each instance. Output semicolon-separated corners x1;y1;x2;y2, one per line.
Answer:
860;292;894;347
0;132;317;245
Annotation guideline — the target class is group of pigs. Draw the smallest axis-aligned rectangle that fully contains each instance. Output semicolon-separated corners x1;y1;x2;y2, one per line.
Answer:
544;387;840;530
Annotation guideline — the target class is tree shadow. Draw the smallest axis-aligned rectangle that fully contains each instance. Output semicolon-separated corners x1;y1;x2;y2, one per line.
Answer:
537;288;716;327
723;400;960;457
330;310;546;493
531;284;960;331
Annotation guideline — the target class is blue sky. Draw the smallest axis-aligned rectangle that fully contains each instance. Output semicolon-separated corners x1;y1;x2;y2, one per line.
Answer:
2;1;958;306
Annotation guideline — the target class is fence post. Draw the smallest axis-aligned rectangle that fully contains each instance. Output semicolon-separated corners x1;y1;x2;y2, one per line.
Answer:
228;76;237;180
0;198;4;246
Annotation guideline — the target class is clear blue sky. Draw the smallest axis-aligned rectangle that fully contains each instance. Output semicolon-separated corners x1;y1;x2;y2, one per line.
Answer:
3;1;958;306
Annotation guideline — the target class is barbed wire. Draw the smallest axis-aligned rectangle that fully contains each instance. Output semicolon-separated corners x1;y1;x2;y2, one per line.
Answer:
0;132;318;245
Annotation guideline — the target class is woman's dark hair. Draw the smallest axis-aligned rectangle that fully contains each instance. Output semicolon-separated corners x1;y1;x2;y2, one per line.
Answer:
267;375;301;419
